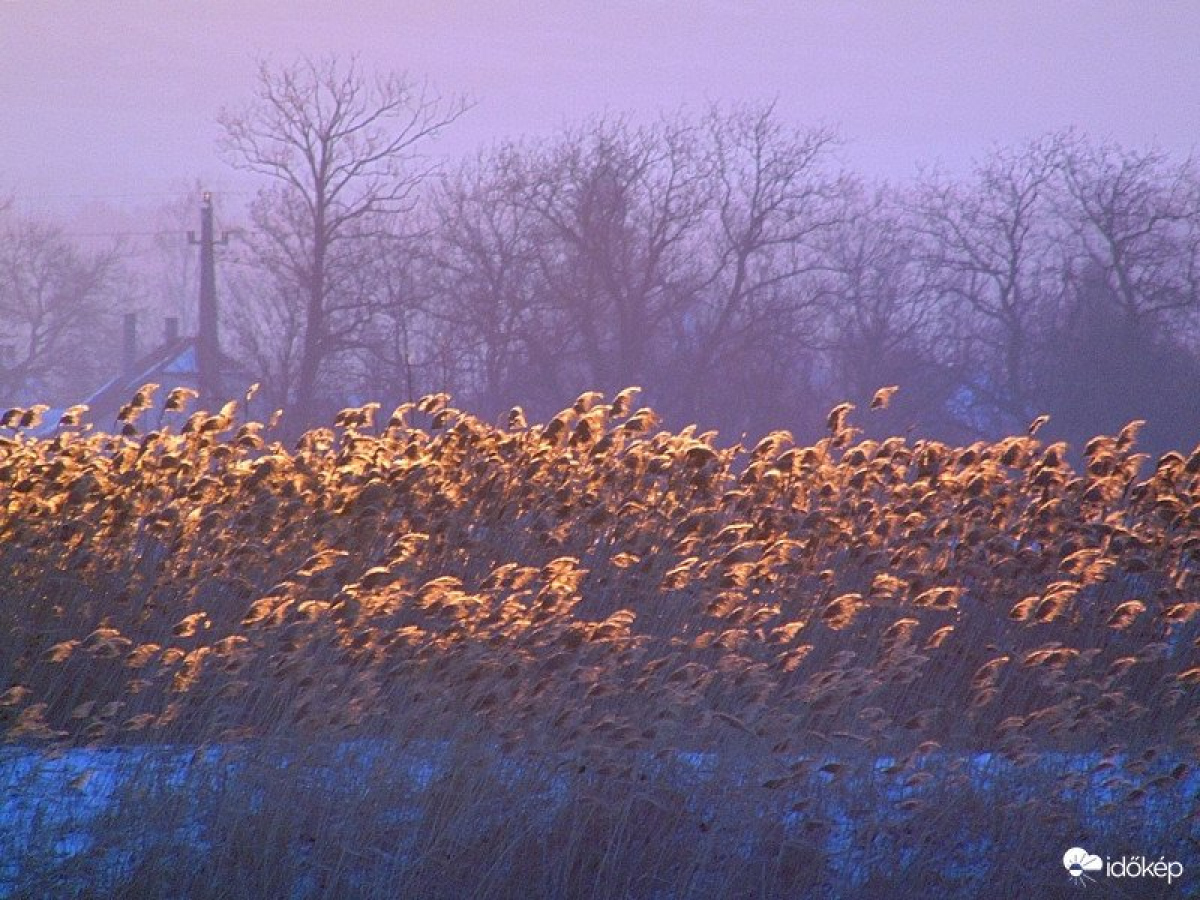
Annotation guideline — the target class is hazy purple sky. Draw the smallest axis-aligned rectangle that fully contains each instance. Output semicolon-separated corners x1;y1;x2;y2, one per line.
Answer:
3;1;1199;216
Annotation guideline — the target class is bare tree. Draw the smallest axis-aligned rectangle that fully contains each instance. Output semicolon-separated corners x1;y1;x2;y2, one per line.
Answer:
1039;135;1200;453
222;264;303;414
813;185;953;431
423;106;845;433
504;115;712;405
340;224;451;405
679;106;845;432
219;55;467;422
0;215;120;404
425;152;543;415
910;138;1063;428
1056;135;1200;329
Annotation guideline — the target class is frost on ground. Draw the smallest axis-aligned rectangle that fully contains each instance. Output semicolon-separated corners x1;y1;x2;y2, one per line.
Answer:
3;740;1197;899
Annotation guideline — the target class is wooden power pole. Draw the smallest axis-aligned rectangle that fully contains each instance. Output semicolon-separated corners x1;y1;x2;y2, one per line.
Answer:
188;192;229;403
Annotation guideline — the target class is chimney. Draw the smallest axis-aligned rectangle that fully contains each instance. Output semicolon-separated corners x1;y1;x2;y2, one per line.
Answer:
165;316;180;345
123;312;138;377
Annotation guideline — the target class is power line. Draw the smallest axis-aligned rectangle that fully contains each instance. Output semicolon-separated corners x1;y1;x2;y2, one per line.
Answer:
54;231;192;239
5;191;254;201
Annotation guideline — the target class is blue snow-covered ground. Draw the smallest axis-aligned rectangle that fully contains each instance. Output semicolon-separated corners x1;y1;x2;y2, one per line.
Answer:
0;739;449;895
2;741;1196;897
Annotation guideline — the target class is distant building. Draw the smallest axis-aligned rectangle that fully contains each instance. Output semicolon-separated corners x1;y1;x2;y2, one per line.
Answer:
78;314;258;432
35;193;264;434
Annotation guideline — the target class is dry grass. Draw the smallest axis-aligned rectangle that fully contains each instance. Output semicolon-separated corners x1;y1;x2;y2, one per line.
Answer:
1;388;1198;897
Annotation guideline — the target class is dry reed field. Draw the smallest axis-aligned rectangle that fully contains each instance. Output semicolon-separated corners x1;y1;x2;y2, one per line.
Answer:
1;386;1198;898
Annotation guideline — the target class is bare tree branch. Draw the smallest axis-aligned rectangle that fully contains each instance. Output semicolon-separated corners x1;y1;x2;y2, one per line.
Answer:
218;54;468;423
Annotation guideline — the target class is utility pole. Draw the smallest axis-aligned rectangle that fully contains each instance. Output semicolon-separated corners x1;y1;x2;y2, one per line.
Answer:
188;192;230;403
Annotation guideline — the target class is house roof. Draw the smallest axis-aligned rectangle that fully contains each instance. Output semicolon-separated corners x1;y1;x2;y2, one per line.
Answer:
81;337;253;431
